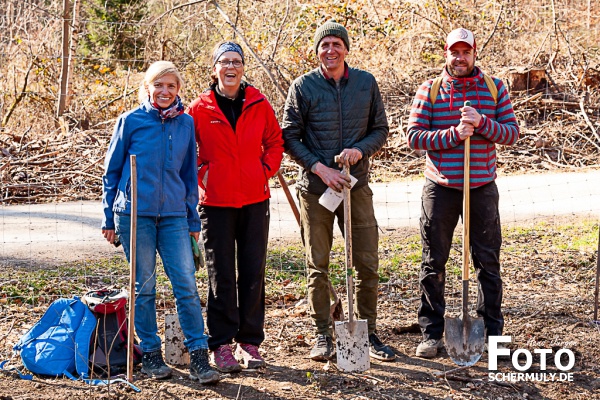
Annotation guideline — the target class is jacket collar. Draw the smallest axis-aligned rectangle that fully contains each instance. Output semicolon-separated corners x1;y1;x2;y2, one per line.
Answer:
442;66;484;89
197;81;263;110
141;100;161;118
320;62;349;81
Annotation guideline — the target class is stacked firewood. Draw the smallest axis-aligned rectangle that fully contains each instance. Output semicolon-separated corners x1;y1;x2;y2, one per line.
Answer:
0;128;110;204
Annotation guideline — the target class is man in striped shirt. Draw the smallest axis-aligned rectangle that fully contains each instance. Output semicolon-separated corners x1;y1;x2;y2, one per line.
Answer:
407;28;520;358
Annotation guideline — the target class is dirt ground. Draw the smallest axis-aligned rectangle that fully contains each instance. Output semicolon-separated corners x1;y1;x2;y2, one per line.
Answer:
1;229;599;400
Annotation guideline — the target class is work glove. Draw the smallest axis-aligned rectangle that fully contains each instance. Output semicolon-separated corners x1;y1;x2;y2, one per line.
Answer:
190;236;204;271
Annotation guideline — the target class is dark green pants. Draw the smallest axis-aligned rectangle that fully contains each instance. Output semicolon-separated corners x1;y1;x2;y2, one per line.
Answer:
298;185;379;336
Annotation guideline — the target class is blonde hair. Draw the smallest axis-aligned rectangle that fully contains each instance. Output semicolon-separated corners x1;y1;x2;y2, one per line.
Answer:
138;61;184;103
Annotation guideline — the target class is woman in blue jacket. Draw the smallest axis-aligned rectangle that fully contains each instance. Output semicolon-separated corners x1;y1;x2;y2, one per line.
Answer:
101;61;219;384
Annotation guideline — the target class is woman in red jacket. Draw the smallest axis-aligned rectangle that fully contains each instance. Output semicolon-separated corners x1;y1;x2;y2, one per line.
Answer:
187;41;283;373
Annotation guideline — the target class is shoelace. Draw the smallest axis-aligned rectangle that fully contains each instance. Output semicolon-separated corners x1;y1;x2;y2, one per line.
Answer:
191;350;211;370
317;336;329;347
144;352;166;368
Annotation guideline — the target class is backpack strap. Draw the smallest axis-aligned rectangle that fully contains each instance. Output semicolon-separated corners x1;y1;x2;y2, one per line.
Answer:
483;74;498;104
0;360;33;380
74;302;98;378
83;377;141;392
1;360;140;392
429;74;498;105
429;77;443;106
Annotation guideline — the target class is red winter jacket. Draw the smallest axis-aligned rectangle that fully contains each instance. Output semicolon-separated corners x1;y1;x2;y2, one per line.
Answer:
187;84;283;207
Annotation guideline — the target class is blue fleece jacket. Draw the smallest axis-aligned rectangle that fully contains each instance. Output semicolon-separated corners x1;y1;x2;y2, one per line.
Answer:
102;100;201;232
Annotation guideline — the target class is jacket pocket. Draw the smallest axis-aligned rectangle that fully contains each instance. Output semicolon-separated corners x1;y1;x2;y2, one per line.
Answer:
261;163;270;194
113;171;131;212
198;163;209;191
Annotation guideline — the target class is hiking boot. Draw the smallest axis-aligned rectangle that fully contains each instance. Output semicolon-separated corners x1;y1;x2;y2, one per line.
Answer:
369;333;396;361
416;338;444;358
189;349;221;384
310;334;334;361
212;344;242;373
141;350;172;379
236;343;266;369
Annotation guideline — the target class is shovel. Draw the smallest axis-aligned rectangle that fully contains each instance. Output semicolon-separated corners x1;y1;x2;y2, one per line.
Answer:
333;156;370;372
444;103;486;367
276;170;344;321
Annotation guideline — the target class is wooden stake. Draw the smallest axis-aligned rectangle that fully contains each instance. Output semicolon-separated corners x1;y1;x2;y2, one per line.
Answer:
127;155;137;382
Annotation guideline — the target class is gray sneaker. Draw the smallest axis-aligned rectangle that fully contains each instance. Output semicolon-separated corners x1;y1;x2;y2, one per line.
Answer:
415;338;444;359
141;350;172;379
189;349;221;384
310;334;334;361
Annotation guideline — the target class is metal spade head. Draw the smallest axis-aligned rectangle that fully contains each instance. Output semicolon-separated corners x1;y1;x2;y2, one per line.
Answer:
444;313;485;366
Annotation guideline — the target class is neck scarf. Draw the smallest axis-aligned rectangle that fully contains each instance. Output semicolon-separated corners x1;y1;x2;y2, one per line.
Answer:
150;95;184;120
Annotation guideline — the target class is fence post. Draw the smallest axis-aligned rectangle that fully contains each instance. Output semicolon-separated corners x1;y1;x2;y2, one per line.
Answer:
56;0;70;117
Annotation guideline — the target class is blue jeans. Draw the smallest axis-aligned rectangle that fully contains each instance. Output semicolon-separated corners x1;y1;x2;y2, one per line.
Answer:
115;214;208;353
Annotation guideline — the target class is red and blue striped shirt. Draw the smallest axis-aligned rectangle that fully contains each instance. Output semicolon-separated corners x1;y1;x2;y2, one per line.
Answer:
407;67;519;189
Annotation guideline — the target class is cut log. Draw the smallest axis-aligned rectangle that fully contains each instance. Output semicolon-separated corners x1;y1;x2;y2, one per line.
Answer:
506;67;548;93
164;313;189;366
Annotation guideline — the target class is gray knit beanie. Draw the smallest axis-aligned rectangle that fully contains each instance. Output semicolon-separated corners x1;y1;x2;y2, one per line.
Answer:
313;20;350;54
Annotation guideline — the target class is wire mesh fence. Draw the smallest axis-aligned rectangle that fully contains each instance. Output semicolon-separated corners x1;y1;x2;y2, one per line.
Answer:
1;2;600;380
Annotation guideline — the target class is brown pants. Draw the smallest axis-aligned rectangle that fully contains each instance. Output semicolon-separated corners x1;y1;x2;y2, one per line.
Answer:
298;185;379;336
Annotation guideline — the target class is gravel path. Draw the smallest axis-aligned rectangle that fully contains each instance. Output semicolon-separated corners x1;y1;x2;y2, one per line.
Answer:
1;169;599;266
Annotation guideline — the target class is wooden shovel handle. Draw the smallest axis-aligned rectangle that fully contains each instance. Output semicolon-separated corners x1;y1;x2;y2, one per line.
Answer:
335;155;354;324
277;170;300;226
462;136;470;281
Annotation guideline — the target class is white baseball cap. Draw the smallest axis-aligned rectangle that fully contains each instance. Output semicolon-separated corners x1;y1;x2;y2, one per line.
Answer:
445;28;476;50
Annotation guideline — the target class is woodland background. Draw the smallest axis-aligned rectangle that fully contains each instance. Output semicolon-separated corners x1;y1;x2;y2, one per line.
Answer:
1;0;599;204
1;2;600;399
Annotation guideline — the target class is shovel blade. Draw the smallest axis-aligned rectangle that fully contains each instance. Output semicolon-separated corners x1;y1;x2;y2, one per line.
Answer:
444;314;485;366
334;319;370;372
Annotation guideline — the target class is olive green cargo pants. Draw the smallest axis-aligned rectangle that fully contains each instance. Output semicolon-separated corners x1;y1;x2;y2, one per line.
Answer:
298;185;380;336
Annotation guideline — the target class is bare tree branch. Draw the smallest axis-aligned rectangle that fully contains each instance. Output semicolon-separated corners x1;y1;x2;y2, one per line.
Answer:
579;96;600;146
211;0;287;101
2;61;35;127
479;1;504;56
150;0;209;25
269;0;291;62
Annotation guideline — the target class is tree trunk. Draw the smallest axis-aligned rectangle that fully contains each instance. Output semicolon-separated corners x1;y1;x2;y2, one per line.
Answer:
66;0;80;109
57;0;71;118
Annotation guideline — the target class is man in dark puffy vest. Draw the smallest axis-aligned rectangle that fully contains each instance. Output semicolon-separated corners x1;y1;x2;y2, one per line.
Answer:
282;20;394;362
